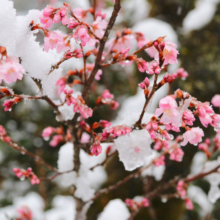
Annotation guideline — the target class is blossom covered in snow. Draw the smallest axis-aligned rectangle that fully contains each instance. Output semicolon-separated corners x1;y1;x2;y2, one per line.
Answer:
114;129;152;171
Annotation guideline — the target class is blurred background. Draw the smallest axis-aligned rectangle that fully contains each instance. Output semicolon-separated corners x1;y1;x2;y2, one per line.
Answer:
1;0;220;219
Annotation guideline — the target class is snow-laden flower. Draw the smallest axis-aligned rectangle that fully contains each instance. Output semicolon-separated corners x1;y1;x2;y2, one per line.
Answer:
155;96;181;128
17;206;33;220
212;94;220;108
0;56;25;84
114;129;152;171
181;127;204;146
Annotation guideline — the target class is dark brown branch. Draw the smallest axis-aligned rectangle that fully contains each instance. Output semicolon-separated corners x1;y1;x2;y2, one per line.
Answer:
135;74;158;127
82;0;121;100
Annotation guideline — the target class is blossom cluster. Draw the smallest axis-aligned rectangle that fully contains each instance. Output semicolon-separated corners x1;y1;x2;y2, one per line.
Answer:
13;168;40;185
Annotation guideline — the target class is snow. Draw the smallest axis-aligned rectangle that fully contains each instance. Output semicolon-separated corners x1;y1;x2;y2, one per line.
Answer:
133;18;179;45
45;196;75;220
0;192;44;220
188;185;213;217
57;142;108;201
0;0;17;56
97;199;130;220
0;192;76;220
183;0;220;33
141;150;165;181
115;129;152;171
190;152;207;175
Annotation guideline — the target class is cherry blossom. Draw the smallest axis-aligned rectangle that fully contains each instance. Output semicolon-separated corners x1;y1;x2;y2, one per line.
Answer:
185;197;194;210
155;96;181;128
49;135;64;147
139;77;150;89
212;94;220;108
74;26;90;46
102;125;132;139
154;41;179;66
42;126;54;140
53;6;68;25
13;168;40;185
44;31;65;53
0;56;25;84
181;127;204;146
135;58;148;73
73;95;93;119
196;102;213;127
91;138;102;156
16;206;33;220
154;155;165;166
3;97;22;111
170;147;184;162
176;180;186;198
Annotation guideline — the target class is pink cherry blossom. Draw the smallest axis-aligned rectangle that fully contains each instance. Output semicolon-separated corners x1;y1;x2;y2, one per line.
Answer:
56;77;67;93
53;6;68;25
74;26;90;46
63;89;75;106
91;16;107;38
136;58;148;73
73;96;93;119
141;198;149;207
49;135;64;147
42;5;55;17
102;125;132;139
154;155;165;166
176;180;186;198
155;96;181;128
17;206;33;220
210;114;220;128
0;56;25;84
42;126;54;140
101;89;114;100
181;127;204;146
39;15;53;29
176;68;188;79
212;95;220;108
170;147;184;162
139;77;150;90
146;118;159;139
147;61;161;75
185;198;194;210
44;31;64;53
182;110;195;126
91;140;102;156
81;132;90;143
154;139;169;151
73;8;87;20
67;17;80;29
13;167;40;185
196;102;213;127
155;41;179;66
